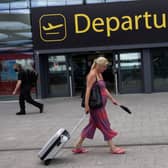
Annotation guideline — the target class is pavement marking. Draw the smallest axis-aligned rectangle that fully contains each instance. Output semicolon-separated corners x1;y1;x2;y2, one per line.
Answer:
0;100;18;103
1;142;168;152
0;99;41;104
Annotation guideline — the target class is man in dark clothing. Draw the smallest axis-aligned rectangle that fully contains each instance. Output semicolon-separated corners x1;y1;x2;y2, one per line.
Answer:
12;63;43;115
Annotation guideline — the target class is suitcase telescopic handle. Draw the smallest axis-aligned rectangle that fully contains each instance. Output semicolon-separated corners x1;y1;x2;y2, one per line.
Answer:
70;114;87;135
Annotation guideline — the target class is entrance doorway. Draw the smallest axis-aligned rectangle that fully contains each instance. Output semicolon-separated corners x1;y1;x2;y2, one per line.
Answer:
71;53;115;96
45;51;143;98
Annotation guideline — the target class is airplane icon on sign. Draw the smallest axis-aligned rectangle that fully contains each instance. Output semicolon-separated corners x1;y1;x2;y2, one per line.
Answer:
39;14;67;42
42;23;64;34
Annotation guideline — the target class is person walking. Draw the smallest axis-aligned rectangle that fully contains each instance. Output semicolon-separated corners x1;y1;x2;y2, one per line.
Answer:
12;63;44;115
72;57;125;154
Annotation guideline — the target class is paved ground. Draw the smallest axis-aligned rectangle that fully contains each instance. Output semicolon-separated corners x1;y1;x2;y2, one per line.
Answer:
1;145;168;168
1;93;168;167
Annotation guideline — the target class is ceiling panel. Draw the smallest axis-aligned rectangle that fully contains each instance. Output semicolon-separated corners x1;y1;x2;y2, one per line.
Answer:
0;12;32;53
0;0;25;3
0;21;30;30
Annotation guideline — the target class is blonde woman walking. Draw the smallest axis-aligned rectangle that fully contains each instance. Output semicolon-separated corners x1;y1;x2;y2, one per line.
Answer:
72;57;125;154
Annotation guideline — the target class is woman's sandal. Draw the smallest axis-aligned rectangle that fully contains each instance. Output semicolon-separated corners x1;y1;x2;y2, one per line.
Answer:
72;147;88;154
112;147;125;154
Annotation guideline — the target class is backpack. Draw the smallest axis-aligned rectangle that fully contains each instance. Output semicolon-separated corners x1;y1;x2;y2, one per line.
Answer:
26;69;38;87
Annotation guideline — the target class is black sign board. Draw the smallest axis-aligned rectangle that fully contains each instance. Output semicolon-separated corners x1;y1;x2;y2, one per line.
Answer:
31;1;168;51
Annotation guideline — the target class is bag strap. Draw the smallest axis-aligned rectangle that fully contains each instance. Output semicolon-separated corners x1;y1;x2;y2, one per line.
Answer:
96;75;98;82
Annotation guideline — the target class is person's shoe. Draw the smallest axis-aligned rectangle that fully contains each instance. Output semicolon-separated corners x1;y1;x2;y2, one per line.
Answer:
72;147;88;154
39;104;44;113
16;111;26;115
111;147;125;154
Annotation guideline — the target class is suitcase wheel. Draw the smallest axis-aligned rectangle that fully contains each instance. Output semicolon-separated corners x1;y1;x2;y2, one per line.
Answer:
44;159;52;166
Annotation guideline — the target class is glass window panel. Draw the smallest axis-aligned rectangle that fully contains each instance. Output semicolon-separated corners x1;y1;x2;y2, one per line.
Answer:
48;55;67;72
0;3;9;10
16;58;34;70
86;0;105;4
0;56;33;97
31;0;47;7
152;48;168;91
10;0;28;9
0;21;31;31
48;55;69;97
0;33;8;40
120;52;141;70
0;10;32;53
119;52;143;93
120;53;141;61
10;9;30;14
66;0;83;5
0;10;9;14
48;0;66;6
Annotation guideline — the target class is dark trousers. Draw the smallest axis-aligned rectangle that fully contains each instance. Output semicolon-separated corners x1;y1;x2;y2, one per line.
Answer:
19;86;42;112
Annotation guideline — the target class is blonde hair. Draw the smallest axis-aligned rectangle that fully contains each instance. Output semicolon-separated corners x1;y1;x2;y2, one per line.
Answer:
91;57;109;70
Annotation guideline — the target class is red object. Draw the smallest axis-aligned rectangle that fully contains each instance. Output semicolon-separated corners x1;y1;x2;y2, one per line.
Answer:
0;81;17;95
112;148;125;154
81;80;118;141
72;147;88;154
0;81;36;95
0;53;32;60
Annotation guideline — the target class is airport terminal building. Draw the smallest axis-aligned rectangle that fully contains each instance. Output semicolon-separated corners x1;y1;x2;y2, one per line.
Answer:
0;0;168;99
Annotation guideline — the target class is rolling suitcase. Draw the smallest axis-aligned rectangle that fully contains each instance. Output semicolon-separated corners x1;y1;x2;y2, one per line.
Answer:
38;114;86;165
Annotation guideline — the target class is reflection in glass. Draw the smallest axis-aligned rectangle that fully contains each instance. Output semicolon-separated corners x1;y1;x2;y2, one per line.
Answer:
0;10;32;53
0;10;9;14
48;0;66;6
0;55;33;97
119;52;142;93
31;0;47;7
48;55;69;97
120;52;141;61
152;48;168;91
0;2;33;99
72;55;88;94
10;9;30;14
66;0;83;5
86;0;105;3
10;0;28;9
0;3;9;10
49;56;66;72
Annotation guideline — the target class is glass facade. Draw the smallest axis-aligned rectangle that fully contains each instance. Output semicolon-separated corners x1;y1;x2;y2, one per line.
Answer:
0;0;168;99
0;1;32;99
0;0;136;99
